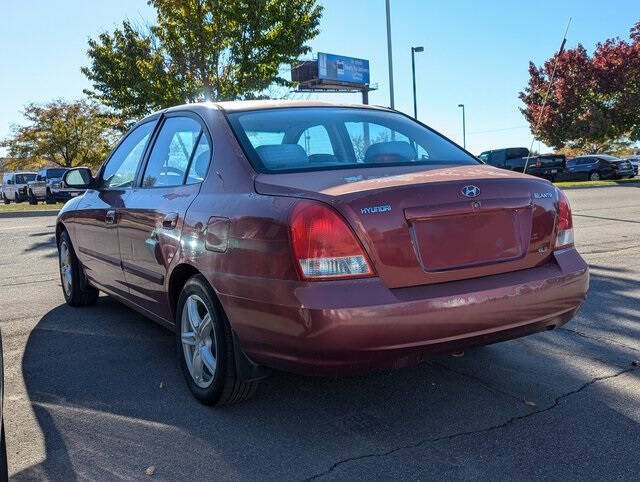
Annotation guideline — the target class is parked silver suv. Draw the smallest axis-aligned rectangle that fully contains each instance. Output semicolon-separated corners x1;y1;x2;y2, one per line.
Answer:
2;172;37;204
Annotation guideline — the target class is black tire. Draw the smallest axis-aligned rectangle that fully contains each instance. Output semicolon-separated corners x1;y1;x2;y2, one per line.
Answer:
2;198;8;205
28;190;38;205
0;424;7;482
58;230;99;307
46;189;56;204
176;275;258;405
589;171;600;181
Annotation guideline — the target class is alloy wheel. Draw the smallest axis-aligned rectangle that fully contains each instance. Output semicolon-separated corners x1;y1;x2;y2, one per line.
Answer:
59;241;73;297
181;294;217;388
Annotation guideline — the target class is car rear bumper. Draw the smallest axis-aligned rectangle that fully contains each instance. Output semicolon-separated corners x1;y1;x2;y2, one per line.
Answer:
221;249;589;375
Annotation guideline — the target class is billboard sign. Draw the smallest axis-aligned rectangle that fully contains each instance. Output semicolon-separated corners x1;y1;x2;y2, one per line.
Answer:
317;52;370;86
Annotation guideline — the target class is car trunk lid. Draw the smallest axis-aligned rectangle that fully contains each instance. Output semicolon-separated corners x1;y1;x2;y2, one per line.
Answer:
255;164;559;288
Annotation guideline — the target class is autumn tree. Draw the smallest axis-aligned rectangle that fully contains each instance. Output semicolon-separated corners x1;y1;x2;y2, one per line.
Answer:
520;22;640;153
82;0;323;122
1;99;120;169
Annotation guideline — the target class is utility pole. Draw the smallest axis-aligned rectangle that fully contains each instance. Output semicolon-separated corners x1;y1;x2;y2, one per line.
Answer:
411;46;424;118
385;0;394;109
458;104;466;149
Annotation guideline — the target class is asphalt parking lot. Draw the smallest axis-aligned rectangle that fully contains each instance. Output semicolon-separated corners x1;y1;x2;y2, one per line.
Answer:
1;185;639;480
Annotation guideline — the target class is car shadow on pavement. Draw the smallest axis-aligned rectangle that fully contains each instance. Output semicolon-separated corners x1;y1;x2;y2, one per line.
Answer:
13;269;639;480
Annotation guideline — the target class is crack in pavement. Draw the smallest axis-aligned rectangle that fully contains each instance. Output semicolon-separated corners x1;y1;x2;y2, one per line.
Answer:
0;277;58;288
432;361;525;403
559;327;640;353
305;365;636;481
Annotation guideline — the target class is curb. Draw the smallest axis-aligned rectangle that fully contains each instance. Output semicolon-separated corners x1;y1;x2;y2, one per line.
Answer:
0;210;59;219
554;181;640;190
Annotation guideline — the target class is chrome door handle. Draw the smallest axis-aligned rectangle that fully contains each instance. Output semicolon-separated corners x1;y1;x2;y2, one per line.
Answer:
162;212;179;229
105;209;116;225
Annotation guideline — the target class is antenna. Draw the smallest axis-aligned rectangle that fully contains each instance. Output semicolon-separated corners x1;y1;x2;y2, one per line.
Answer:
523;18;572;174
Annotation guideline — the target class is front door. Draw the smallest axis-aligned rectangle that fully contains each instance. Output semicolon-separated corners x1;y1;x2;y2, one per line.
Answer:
74;120;156;296
118;114;212;319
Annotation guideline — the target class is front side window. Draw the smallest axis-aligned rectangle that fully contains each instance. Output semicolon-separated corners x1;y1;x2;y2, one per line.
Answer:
15;174;36;184
102;121;155;189
142;117;203;188
228;107;477;173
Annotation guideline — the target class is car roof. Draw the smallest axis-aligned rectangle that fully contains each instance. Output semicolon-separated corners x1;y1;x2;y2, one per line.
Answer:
581;154;619;159
153;99;392;117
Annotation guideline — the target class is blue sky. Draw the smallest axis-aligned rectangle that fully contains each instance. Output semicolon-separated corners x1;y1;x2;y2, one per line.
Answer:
1;1;639;155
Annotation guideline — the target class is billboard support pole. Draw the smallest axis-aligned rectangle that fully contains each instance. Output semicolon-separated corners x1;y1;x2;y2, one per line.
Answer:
385;0;394;109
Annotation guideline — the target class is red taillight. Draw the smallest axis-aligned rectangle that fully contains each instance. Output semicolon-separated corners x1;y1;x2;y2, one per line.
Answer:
554;189;574;249
289;201;375;280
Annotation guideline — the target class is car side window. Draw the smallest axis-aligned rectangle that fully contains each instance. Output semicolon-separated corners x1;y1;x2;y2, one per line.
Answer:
142;116;203;188
102;121;156;189
186;133;212;185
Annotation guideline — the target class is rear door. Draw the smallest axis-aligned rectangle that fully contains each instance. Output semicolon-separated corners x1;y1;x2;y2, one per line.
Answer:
73;120;157;296
118;113;212;318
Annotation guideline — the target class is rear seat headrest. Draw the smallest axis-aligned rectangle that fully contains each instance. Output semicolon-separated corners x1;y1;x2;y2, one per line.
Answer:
255;144;309;168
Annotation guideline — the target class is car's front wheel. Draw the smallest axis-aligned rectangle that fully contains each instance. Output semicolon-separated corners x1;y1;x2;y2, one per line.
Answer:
58;230;99;307
589;171;600;181
176;275;258;405
28;190;37;205
46;189;56;204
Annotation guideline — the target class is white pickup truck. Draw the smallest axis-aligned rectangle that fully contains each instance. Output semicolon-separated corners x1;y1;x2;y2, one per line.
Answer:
26;167;69;204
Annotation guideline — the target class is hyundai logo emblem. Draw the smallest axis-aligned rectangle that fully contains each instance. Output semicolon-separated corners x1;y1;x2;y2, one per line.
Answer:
461;185;480;198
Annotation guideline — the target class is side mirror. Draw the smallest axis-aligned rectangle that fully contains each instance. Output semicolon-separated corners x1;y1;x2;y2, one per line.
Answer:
63;168;93;188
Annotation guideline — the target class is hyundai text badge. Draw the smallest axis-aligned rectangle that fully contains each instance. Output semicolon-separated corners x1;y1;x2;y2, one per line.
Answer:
461;185;480;198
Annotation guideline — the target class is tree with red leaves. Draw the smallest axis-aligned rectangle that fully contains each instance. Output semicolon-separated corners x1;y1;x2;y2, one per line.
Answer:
520;22;640;153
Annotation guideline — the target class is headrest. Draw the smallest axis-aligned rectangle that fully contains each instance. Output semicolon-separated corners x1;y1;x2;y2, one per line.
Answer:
364;141;417;162
255;144;309;168
308;153;338;164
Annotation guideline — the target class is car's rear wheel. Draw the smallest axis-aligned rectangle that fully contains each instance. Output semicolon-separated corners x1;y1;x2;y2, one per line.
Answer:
58;230;99;307
589;171;600;181
176;275;258;405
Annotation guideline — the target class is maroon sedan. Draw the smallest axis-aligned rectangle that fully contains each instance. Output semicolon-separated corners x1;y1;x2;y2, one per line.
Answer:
57;101;588;405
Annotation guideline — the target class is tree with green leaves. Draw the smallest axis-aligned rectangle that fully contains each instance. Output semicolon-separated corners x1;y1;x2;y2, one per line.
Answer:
1;99;121;169
82;0;323;122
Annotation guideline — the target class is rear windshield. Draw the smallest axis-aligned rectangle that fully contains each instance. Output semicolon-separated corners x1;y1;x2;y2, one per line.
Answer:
227;107;478;173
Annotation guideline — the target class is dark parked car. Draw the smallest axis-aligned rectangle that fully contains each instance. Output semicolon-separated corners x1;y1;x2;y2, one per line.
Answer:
565;155;635;181
56;101;589;405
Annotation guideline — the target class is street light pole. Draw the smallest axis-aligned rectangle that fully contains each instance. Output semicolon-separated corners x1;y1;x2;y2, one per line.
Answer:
458;104;466;149
385;0;394;109
411;46;424;119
